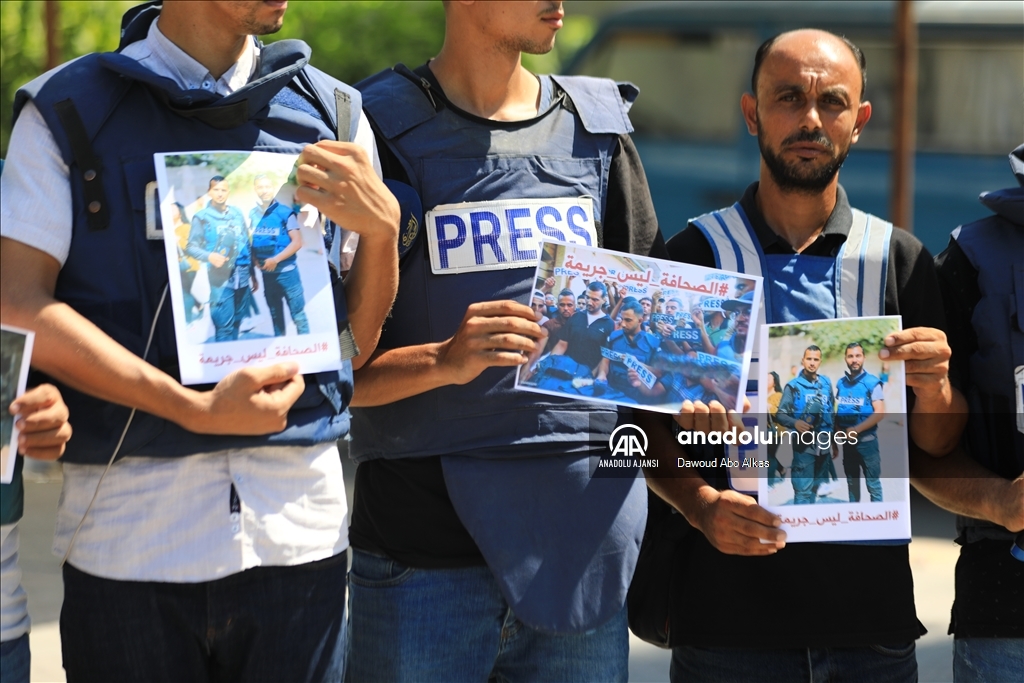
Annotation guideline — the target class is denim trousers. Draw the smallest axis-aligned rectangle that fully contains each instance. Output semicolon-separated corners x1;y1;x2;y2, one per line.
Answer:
264;266;309;336
211;284;248;341
791;449;831;504
0;633;30;683
60;552;348;683
954;638;1024;682
345;549;629;683
843;436;883;502
670;643;917;683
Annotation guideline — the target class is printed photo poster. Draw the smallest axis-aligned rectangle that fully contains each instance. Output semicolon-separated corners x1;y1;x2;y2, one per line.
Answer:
155;151;342;385
516;240;763;415
1;325;35;484
757;316;911;543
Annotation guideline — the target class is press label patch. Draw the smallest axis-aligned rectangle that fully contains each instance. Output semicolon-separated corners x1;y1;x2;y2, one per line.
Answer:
426;197;598;274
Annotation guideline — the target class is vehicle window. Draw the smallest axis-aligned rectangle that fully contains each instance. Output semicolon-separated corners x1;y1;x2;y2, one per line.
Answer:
837;39;1022;155
571;30;758;141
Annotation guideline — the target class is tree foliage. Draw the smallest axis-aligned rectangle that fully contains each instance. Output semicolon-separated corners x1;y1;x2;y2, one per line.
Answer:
768;318;900;361
1;1;596;157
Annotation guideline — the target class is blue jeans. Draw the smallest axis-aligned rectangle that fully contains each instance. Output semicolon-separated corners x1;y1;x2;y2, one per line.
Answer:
954;638;1024;682
0;633;30;683
843;436;882;502
60;552;348;683
791;449;830;504
671;643;917;683
346;549;628;682
263;266;309;336
211;284;249;341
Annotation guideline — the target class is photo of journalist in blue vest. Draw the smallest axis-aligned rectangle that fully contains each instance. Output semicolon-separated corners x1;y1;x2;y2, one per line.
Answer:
249;173;308;337
187;176;257;342
775;345;836;504
631;28;967;682
835;341;886;502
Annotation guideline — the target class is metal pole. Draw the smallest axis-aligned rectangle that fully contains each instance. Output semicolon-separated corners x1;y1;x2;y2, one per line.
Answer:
890;0;917;232
45;0;62;71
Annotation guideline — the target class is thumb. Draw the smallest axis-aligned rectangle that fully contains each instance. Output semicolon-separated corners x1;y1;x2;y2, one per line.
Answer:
245;362;301;389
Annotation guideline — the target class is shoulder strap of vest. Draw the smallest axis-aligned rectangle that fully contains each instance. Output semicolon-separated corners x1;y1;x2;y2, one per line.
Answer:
548;75;635;135
52;99;110;231
690;203;767;392
835;209;892;318
357;66;439;141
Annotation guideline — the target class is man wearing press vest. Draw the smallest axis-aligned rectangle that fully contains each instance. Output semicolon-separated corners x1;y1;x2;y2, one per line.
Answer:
0;1;400;680
633;29;965;682
347;1;663;679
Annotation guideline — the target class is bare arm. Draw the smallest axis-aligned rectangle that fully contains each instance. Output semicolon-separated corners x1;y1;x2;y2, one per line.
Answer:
351;300;543;407
294;141;400;371
1;238;304;435
845;398;885;438
911;444;1024;533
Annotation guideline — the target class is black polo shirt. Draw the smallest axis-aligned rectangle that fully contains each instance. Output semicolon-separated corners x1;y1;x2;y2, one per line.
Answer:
657;182;944;648
556;310;615;370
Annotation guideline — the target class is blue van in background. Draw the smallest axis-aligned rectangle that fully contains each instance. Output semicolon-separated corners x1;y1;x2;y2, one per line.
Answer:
564;0;1023;254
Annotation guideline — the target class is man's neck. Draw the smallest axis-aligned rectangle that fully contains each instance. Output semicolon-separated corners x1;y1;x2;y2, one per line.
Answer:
211;201;228;212
429;33;540;121
755;166;840;253
802;369;818;382
157;10;248;80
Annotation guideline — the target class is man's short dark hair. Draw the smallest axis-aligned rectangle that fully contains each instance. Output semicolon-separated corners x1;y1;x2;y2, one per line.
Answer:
845;342;864;353
209;175;226;188
620;297;643;317
640;297;652;305
253;173;269;184
558;289;574;299
751;30;867;98
804;344;822;356
587;281;607;298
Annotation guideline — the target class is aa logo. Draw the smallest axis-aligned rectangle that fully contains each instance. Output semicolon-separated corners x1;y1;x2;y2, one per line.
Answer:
608;424;648;458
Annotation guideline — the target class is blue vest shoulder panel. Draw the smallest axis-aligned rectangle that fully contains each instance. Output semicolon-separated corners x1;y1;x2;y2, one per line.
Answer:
15;33;359;465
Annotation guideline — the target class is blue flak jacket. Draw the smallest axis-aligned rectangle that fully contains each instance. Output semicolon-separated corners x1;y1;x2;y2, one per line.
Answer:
947;144;1024;540
352;66;647;633
13;5;360;464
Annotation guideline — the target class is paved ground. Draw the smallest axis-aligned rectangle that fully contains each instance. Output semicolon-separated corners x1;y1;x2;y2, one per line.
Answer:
18;463;960;683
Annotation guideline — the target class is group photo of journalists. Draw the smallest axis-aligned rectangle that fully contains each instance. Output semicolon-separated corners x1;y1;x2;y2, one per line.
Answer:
519;242;758;414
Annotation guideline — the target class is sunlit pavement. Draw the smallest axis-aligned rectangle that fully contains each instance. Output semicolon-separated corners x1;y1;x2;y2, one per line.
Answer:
19;465;958;683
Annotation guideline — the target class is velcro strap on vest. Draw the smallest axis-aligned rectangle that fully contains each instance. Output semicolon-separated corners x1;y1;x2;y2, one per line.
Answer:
335;89;352;143
53;98;110;232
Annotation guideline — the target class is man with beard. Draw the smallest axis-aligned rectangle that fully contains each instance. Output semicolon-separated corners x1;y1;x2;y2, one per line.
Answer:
548;281;615;374
187;176;256;342
632;29;965;682
835;342;886;501
249;174;308;337
775;345;835;504
594;297;660;402
541;288;575;346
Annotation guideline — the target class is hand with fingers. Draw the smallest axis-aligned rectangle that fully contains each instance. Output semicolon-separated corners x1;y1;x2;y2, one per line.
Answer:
674;397;750;437
187;363;306;435
690;485;787;556
10;383;72;461
437;301;545;386
879;327;953;400
880;326;966;455
294;141;400;243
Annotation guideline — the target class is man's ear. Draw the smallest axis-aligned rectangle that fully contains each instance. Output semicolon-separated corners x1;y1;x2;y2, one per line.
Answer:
740;92;758;136
851;100;872;144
